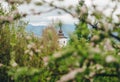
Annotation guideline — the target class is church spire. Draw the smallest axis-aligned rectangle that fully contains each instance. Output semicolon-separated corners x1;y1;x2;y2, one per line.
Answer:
59;26;62;33
57;25;67;47
58;26;67;38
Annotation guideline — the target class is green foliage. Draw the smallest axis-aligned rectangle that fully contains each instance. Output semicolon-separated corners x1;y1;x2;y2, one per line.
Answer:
0;0;120;82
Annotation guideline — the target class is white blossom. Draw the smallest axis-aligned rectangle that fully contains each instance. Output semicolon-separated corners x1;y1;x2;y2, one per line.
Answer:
29;51;34;56
0;63;3;67
106;55;116;63
12;62;17;67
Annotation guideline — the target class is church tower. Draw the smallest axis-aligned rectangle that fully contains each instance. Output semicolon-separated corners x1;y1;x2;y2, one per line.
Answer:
58;26;67;47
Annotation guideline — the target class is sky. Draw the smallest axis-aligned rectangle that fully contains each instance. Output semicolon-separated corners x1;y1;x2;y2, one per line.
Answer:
18;0;79;26
1;0;120;26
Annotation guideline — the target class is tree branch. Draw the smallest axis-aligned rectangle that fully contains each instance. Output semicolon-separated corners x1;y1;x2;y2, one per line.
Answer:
34;0;120;42
79;18;120;41
41;0;76;17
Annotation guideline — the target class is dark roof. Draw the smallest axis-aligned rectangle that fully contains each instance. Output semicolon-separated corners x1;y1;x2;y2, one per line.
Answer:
58;27;67;38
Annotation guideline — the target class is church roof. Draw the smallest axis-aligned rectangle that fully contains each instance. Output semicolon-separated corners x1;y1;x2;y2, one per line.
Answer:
58;27;67;38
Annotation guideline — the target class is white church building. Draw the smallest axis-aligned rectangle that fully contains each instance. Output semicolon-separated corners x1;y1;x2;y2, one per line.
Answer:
58;27;68;47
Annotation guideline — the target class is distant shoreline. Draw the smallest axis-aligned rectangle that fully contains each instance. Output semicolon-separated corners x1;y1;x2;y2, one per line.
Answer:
26;24;76;37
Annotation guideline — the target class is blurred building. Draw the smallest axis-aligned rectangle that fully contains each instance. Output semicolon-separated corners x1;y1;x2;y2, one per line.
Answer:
58;27;67;47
